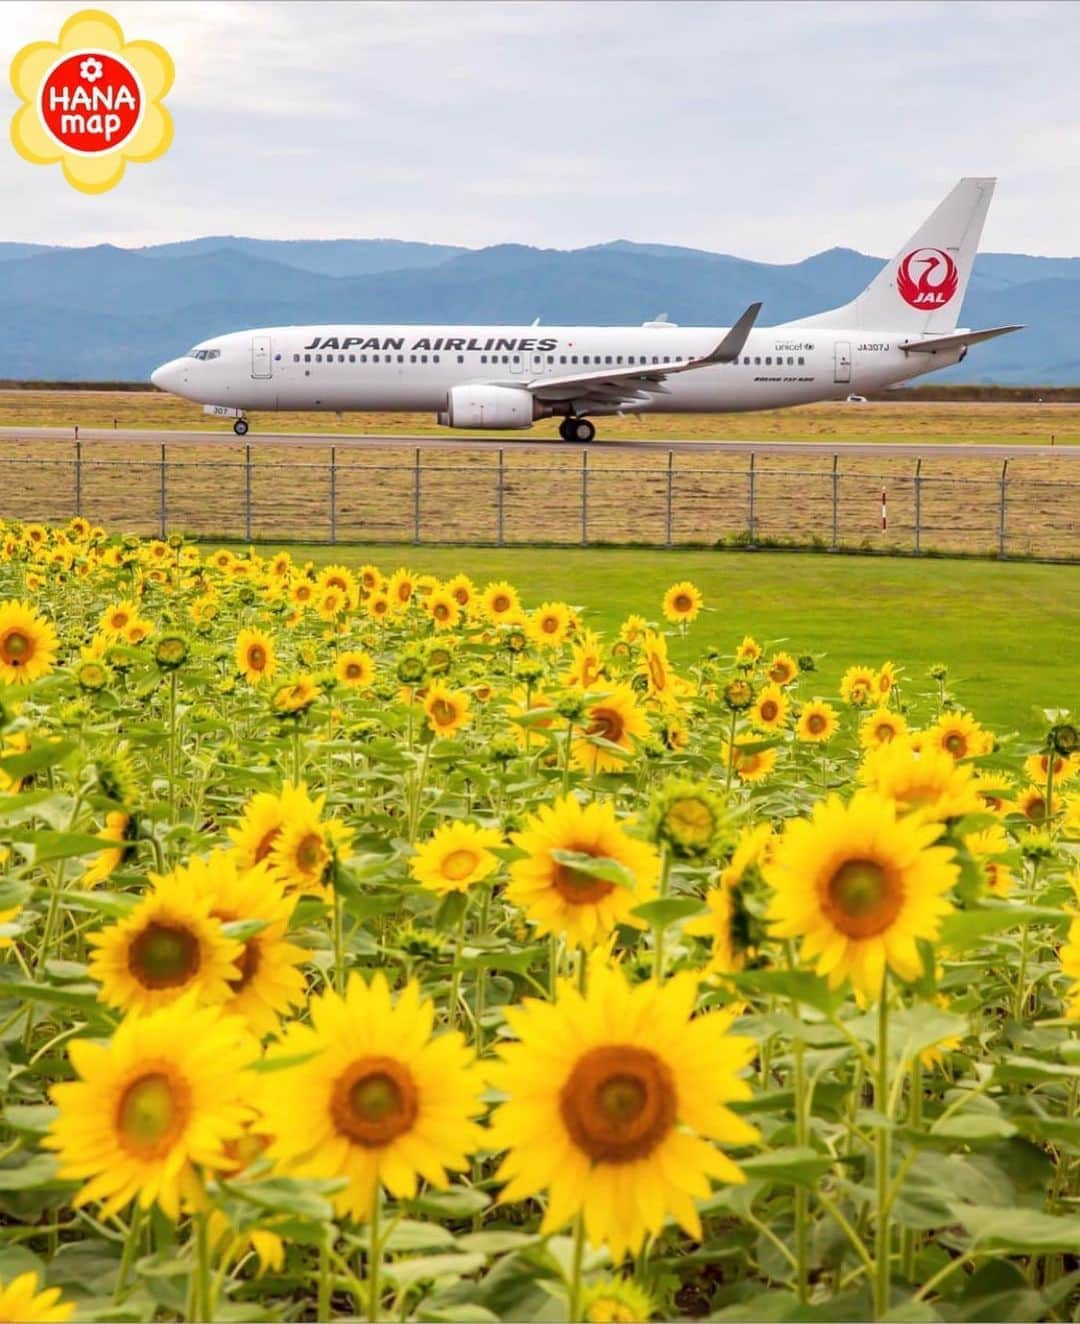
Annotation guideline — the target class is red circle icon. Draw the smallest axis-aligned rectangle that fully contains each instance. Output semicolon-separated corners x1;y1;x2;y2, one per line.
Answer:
896;248;959;309
38;51;143;154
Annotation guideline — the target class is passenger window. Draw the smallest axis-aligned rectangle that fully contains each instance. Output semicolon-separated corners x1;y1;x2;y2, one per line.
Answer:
304;354;311;363
547;355;554;364
421;355;428;364
560;356;567;365
292;354;299;363
337;354;344;363
605;356;613;365
502;355;509;364
397;355;404;363
652;356;659;364
571;356;578;365
512;355;520;363
457;354;464;364
360;354;367;363
754;357;761;365
616;355;623;365
349;354;356;363
315;354;322;362
663;356;670;364
433;355;440;363
765;356;772;366
743;356;750;365
798;356;805;366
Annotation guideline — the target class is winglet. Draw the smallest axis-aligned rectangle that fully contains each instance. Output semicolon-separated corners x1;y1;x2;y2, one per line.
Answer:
708;302;762;363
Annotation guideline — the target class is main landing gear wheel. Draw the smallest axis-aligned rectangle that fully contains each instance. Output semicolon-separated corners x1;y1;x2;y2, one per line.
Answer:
233;418;249;436
572;418;595;443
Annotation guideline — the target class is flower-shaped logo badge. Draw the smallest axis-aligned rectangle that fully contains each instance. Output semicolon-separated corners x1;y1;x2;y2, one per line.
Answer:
10;9;173;194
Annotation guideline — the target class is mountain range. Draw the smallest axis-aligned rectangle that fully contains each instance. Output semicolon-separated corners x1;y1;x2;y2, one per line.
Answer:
0;235;1076;384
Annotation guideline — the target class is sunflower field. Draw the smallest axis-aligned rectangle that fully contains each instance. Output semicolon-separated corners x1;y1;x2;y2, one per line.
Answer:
0;519;1077;1324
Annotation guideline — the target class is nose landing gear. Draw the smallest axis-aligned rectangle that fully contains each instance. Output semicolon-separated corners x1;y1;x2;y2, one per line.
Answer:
233;418;249;436
558;416;596;443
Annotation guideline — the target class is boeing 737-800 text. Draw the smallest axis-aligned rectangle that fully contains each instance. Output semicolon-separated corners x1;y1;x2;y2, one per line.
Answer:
150;178;1020;442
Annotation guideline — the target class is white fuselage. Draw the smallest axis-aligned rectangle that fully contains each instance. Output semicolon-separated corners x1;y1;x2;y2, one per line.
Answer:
151;322;962;418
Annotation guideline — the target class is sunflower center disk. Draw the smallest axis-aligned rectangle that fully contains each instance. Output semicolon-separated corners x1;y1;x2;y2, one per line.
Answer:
432;700;456;724
560;1045;677;1163
551;849;616;905
128;921;201;988
945;733;967;756
588;709;624;743
761;701;778;722
248;647;266;670
674;595;692;612
1;630;30;663
117;1070;190;1158
441;849;478;883
296;832;326;874
825;858;902;939
331;1057;419;1147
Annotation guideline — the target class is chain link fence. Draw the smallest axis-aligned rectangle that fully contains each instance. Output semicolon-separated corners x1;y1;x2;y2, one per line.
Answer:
0;440;1076;560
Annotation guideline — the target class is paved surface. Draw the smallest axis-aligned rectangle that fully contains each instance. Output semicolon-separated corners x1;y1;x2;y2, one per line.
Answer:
0;426;1076;459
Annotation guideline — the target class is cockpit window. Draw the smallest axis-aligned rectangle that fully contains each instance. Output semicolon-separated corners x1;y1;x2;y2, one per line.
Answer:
186;348;221;361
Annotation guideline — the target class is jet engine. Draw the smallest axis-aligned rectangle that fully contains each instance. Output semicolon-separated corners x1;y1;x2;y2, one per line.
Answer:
437;384;537;429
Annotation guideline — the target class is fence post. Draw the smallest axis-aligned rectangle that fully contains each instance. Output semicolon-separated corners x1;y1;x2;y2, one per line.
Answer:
581;451;589;546
747;452;756;547
329;446;337;544
913;458;922;555
244;444;252;542
998;459;1009;558
159;444;166;539
831;454;839;550
665;450;673;548
74;440;82;517
413;448;421;545
497;449;505;546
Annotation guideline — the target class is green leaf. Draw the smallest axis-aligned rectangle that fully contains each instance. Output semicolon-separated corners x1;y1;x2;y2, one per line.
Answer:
381;1252;486;1290
455;1230;542;1255
455;945;548;976
549;850;637;890
0;829;123;863
0;978;102;1011
631;897;706;927
0;1153;65;1189
992;1055;1080;1086
382;1220;458;1253
0;741;75;781
938;905;1068;950
727;968;845;1016
3;1104;58;1135
408;1186;490;1218
929;1115;1018;1143
952;1204;1080;1253
217;1176;343;1222
739;1147;836;1187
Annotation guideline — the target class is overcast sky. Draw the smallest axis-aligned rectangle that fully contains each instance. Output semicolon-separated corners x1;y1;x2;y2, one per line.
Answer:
2;0;1077;260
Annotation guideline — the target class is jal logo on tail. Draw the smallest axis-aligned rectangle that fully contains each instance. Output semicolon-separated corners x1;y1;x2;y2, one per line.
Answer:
896;248;959;308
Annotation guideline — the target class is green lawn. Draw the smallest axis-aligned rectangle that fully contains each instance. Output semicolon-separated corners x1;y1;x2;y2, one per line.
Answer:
268;546;1077;740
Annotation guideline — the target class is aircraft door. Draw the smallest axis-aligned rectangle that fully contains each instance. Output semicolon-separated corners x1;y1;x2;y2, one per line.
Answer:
251;335;272;379
833;341;851;384
509;354;525;375
530;352;545;375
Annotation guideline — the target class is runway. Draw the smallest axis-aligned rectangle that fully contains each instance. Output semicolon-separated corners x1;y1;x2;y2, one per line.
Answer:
0;426;1076;460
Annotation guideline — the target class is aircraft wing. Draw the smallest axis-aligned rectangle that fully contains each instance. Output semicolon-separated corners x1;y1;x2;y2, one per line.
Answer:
900;325;1023;354
524;302;762;409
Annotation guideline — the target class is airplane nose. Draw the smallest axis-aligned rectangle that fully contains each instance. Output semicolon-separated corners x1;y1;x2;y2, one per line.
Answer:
151;358;182;391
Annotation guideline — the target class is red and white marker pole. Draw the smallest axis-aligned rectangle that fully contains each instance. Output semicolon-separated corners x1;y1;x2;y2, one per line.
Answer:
881;488;888;532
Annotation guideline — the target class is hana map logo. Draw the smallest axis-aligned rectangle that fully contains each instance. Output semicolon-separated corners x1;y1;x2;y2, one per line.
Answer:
9;8;173;194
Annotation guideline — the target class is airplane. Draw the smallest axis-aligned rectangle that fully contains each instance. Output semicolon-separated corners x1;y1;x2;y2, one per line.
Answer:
150;177;1021;443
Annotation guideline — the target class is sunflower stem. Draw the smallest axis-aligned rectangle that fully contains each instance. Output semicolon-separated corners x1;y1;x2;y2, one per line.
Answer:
901;1057;923;1281
725;709;738;795
333;882;346;996
367;1190;383;1323
1045;753;1056;829
653;847;672;984
567;1213;587;1322
292;726;302;786
475;885;491;1053
193;1211;213;1323
448;902;468;1029
792;1028;809;1304
319;1232;332;1320
874;975;892;1321
548;932;559;999
114;1202;143;1304
167;667;178;822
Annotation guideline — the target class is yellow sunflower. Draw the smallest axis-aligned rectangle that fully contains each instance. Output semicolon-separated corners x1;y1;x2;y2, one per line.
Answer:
317;564;360;610
965;825;1016;897
766;790;958;999
839;665;877;707
332;649;372;689
619;613;649;644
481;580;522;624
0;1272;72;1323
228;781;309;870
46;998;257;1221
410;821;503;896
87;863;243;1016
445;572;476;613
637;630;691;707
528;601;572;649
426;589;461;631
316;587;346;622
721;737;778;784
488;962;758;1261
267;786;352;900
423;681;472;738
1025;751;1080;785
98;599;139;637
662;581;703;625
766;652;799;687
566;631;607;691
876;661;899;701
506;686;558;751
507;795;659;948
1014;785;1049;824
750;684;789;733
859;708;908;751
387;568;417;612
926;711;992;761
860;741;983;822
0;600;58;684
1061;915;1080;1019
974;771;1014;815
82;810;137;887
580;1278;656;1324
734;636;762;668
235;627;276;685
263;973;484;1221
196;851;307;1036
290;579;316;609
366;591;392;623
572;684;650;773
686;822;772;974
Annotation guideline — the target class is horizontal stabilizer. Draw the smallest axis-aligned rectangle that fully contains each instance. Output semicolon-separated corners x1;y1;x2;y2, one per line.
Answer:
900;324;1023;354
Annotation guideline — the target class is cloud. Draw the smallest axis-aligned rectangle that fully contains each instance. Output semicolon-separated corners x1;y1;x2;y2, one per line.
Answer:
1;0;1077;257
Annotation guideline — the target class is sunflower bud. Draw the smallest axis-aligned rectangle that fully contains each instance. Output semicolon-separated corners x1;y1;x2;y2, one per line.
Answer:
75;659;110;693
1049;723;1078;758
504;627;528;654
647;778;728;858
154;633;190;671
396;653;427;687
723;678;754;711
